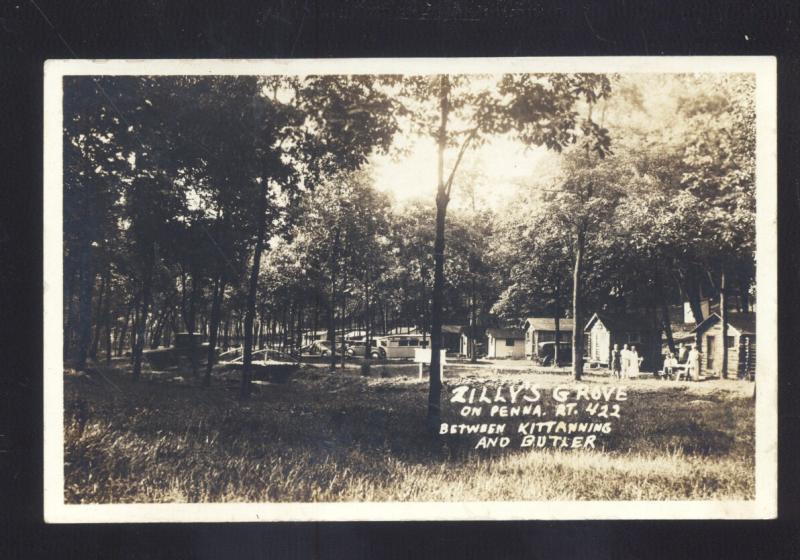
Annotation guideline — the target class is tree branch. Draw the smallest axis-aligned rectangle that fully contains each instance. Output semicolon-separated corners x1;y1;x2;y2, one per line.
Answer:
443;127;479;200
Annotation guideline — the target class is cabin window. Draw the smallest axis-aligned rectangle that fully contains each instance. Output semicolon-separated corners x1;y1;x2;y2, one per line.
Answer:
399;339;409;347
408;338;419;346
505;338;515;346
726;335;735;348
539;331;555;342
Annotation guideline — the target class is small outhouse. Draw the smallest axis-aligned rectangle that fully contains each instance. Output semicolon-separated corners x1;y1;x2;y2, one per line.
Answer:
485;328;526;359
584;312;661;371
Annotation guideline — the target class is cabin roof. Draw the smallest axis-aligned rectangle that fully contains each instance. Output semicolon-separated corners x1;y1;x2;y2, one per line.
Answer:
459;325;487;336
486;328;526;339
441;324;465;334
584;312;659;333
691;312;756;336
524;317;574;331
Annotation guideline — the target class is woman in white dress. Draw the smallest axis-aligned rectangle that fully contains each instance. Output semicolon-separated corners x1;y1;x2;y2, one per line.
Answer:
620;344;631;379
687;344;701;381
629;346;642;377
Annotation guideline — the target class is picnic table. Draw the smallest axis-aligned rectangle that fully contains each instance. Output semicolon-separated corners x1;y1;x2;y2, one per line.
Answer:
659;363;691;381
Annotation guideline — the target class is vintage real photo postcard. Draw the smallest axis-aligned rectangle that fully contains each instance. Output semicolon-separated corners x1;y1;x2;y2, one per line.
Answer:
43;57;777;522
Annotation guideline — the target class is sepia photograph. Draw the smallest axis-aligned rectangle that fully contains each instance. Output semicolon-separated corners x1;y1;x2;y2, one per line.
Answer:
42;57;777;522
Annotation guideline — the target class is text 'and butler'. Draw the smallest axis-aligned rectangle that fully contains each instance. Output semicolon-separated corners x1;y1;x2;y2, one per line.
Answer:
440;383;628;449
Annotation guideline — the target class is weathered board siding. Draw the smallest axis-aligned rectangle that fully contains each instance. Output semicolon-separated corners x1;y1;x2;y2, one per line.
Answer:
588;322;611;365
699;321;755;378
586;321;660;371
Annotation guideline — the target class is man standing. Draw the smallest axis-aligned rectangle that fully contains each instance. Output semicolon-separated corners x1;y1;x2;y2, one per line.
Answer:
610;343;622;380
621;343;631;379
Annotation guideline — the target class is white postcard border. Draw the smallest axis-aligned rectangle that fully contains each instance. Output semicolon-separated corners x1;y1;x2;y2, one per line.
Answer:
43;56;778;523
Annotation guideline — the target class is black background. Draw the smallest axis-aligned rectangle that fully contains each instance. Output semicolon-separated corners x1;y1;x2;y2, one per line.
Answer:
1;1;799;558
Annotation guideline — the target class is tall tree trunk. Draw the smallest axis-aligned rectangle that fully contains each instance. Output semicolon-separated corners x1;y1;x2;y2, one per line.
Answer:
428;75;451;427
166;307;177;347
296;299;304;353
75;242;95;370
241;185;269;400
429;201;448;423
341;272;348;369
329;230;340;371
720;267;729;378
554;317;561;368
63;255;79;361
312;292;320;344
656;268;676;354
117;297;135;357
90;266;109;360
738;272;751;313
281;300;294;351
683;266;705;324
204;275;225;387
132;272;152;382
149;301;170;349
104;300;112;365
469;276;477;363
661;301;676;355
572;226;585;381
189;277;202;378
364;278;372;359
554;283;561;367
282;305;290;350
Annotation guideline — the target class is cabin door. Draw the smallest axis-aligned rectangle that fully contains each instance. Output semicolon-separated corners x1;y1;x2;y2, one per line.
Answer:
706;335;716;372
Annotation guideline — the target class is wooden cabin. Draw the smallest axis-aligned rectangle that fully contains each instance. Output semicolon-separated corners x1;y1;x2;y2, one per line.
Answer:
441;324;465;354
523;317;574;361
584;312;661;371
690;312;755;379
459;325;487;358
486;328;526;359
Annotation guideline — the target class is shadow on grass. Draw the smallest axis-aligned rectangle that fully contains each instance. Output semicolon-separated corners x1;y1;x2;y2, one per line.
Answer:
63;361;755;503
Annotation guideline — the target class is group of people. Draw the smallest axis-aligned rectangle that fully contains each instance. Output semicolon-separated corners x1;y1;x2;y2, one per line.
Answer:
609;341;703;381
661;342;702;381
611;343;700;380
609;343;643;379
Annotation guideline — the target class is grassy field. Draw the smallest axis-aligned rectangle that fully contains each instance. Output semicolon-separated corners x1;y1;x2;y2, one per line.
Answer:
63;359;755;503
